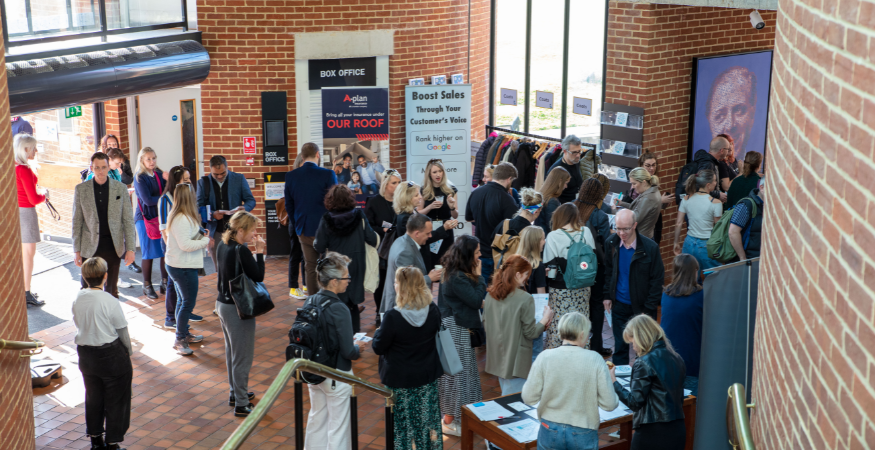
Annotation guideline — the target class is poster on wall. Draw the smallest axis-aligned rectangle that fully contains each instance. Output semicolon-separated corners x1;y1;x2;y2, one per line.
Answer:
690;50;773;165
405;84;472;236
321;87;390;180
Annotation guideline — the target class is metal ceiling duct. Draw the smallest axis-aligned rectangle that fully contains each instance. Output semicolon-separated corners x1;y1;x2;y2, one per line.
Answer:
6;40;210;115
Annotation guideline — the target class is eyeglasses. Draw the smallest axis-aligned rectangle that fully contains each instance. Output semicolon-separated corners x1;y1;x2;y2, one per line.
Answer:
485;164;496;170
407;181;416;188
384;169;399;176
616;226;634;233
566;150;582;156
333;277;352;281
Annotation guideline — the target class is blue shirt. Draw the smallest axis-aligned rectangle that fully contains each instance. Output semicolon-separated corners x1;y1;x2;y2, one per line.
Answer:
356;161;385;186
85;168;122;182
616;245;634;305
661;290;704;377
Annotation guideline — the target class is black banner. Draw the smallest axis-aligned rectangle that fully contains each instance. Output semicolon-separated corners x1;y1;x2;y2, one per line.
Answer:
263;172;291;256
261;92;288;166
308;57;377;90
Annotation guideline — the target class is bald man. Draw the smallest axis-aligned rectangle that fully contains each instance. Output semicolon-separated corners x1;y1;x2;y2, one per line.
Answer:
603;209;665;366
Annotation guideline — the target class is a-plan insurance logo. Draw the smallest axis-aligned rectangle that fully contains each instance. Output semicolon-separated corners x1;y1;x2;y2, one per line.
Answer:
343;94;368;107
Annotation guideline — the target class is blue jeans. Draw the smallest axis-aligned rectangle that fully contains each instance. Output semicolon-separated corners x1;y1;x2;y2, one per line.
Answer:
537;418;598;450
160;240;177;322
684;375;699;397
480;257;495;286
167;265;199;340
682;235;721;278
532;332;545;364
363;183;379;195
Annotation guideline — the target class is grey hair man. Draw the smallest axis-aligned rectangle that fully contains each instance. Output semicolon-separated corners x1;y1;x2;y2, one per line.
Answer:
380;213;442;314
548;134;584;203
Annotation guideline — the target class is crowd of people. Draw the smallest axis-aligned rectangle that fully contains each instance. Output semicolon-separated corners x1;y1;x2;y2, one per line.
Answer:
13;127;765;449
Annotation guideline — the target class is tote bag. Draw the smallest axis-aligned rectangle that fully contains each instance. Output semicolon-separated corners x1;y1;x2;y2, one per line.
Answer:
229;245;275;320
138;173;163;240
363;219;381;293
436;325;463;375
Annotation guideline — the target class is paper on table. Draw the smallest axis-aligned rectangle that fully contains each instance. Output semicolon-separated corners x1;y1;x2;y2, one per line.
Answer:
599;401;632;422
533;294;549;321
468;401;514;421
507;401;531;412
497;419;540;443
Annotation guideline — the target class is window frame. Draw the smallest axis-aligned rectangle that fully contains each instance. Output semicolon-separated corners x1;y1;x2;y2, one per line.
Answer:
488;0;610;137
0;0;189;49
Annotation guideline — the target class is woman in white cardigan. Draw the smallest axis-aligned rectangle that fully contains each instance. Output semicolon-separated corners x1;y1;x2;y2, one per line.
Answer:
543;203;595;349
165;183;210;356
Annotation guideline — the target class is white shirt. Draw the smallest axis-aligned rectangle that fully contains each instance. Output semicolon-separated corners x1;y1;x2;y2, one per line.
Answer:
544;227;595;262
72;289;128;346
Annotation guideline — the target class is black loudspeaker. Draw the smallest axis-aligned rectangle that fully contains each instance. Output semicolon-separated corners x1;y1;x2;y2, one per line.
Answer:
261;92;288;165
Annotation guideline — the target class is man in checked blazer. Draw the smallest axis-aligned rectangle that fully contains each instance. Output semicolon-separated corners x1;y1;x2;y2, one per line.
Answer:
72;152;136;298
379;213;442;315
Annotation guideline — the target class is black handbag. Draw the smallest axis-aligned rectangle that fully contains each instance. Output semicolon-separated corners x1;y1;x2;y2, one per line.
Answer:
468;325;486;348
377;226;398;260
229;245;275;320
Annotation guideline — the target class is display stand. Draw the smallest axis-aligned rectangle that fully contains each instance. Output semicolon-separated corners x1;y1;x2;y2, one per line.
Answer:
461;392;697;450
599;103;645;202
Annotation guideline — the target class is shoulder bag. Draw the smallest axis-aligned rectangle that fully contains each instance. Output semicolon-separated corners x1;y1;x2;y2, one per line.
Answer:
436;324;463;375
138;173;163;240
229;244;275;319
363;219;381;293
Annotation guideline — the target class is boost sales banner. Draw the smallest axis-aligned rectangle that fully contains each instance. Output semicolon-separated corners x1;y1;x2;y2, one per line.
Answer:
322;88;389;140
405;84;472;236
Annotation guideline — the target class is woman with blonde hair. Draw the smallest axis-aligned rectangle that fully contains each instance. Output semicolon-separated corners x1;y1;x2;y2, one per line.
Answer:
165;185;209;356
373;266;444;450
419;159;459;264
14;133;47;306
619;167;662;240
535;167;570;234
484;255;553;395
611;314;687;450
393;180;457;273
515;226;547;294
133;147;167;299
543;203;595;349
216;211;266;416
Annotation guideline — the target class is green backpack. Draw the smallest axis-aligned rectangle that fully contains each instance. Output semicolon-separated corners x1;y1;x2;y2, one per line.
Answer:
561;230;598;289
706;198;757;263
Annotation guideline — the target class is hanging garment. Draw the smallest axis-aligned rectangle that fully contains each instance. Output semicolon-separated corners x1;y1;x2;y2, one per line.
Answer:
485;135;507;169
512;142;538;190
579;148;601;181
534;146;551;191
473;134;498;186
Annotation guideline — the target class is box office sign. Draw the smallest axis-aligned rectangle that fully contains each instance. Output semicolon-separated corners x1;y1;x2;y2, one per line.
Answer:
309;57;377;90
322;87;389;140
404;84;473;236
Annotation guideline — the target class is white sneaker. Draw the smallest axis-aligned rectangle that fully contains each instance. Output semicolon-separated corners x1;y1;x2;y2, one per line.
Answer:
118;279;132;289
441;421;461;437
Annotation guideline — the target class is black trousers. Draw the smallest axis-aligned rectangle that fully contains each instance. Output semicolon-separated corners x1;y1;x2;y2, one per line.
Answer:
631;419;686;450
288;224;306;289
81;238;121;298
372;259;387;315
77;339;132;443
611;301;657;366
589;292;606;351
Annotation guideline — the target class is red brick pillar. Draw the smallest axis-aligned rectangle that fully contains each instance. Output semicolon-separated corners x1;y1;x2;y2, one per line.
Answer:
0;19;36;450
750;0;875;448
104;99;130;158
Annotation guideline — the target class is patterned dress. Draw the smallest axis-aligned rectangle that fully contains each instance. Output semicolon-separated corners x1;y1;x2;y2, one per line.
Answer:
438;316;483;422
392;380;443;450
544;286;591;349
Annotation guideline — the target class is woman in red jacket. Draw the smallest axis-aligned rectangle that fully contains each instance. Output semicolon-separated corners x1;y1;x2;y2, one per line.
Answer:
14;134;46;306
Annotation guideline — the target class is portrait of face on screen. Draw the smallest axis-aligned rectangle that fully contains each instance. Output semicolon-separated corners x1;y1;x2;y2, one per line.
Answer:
690;51;773;163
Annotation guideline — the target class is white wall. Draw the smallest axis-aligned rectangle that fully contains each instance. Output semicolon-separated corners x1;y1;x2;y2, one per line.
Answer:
137;86;204;177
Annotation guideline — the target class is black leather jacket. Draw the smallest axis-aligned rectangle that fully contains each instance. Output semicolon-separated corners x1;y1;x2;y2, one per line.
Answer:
614;340;686;429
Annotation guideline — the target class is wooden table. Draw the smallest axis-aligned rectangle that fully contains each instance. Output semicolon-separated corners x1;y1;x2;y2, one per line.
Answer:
461;394;697;450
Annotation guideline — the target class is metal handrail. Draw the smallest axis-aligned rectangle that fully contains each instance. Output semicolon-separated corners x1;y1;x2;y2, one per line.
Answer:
221;358;395;450
0;338;44;350
726;383;756;450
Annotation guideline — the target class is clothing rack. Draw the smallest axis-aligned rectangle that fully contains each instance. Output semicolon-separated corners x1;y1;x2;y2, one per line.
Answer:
484;125;597;150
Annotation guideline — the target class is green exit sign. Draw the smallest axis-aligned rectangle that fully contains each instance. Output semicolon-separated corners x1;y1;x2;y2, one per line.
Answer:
64;106;82;119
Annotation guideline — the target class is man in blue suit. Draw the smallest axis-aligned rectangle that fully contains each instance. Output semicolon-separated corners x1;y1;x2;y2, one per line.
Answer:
285;142;337;291
197;155;256;270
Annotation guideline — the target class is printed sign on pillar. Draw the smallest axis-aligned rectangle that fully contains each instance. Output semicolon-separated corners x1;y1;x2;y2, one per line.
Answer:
243;137;257;154
405;84;472;236
321;88;390;141
263;172;291;256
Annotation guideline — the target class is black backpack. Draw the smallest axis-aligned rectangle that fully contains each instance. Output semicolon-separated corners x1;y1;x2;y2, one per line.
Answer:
286;296;340;385
674;161;700;206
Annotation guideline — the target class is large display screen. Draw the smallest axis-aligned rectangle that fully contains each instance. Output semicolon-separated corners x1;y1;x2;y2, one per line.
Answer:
690;50;773;164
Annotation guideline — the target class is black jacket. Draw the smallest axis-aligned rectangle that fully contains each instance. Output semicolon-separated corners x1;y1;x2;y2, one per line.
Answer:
372;303;443;388
602;232;664;314
613;340;686;429
466;182;518;256
215;239;265;305
314;208;377;305
364;194;396;240
438;271;487;329
692;149;724;200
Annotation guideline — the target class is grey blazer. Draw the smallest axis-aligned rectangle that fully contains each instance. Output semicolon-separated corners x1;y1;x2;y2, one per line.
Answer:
72;178;137;258
379;234;431;314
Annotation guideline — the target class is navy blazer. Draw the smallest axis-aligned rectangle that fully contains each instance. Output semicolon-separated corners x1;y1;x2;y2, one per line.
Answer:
196;171;256;235
284;161;338;236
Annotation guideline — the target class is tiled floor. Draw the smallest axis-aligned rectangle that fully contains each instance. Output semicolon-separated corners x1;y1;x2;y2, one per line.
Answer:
30;256;620;449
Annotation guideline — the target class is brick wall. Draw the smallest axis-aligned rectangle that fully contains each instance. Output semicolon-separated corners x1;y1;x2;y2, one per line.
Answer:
105;99;130;159
0;19;35;450
750;0;875;447
197;0;490;233
605;2;776;269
